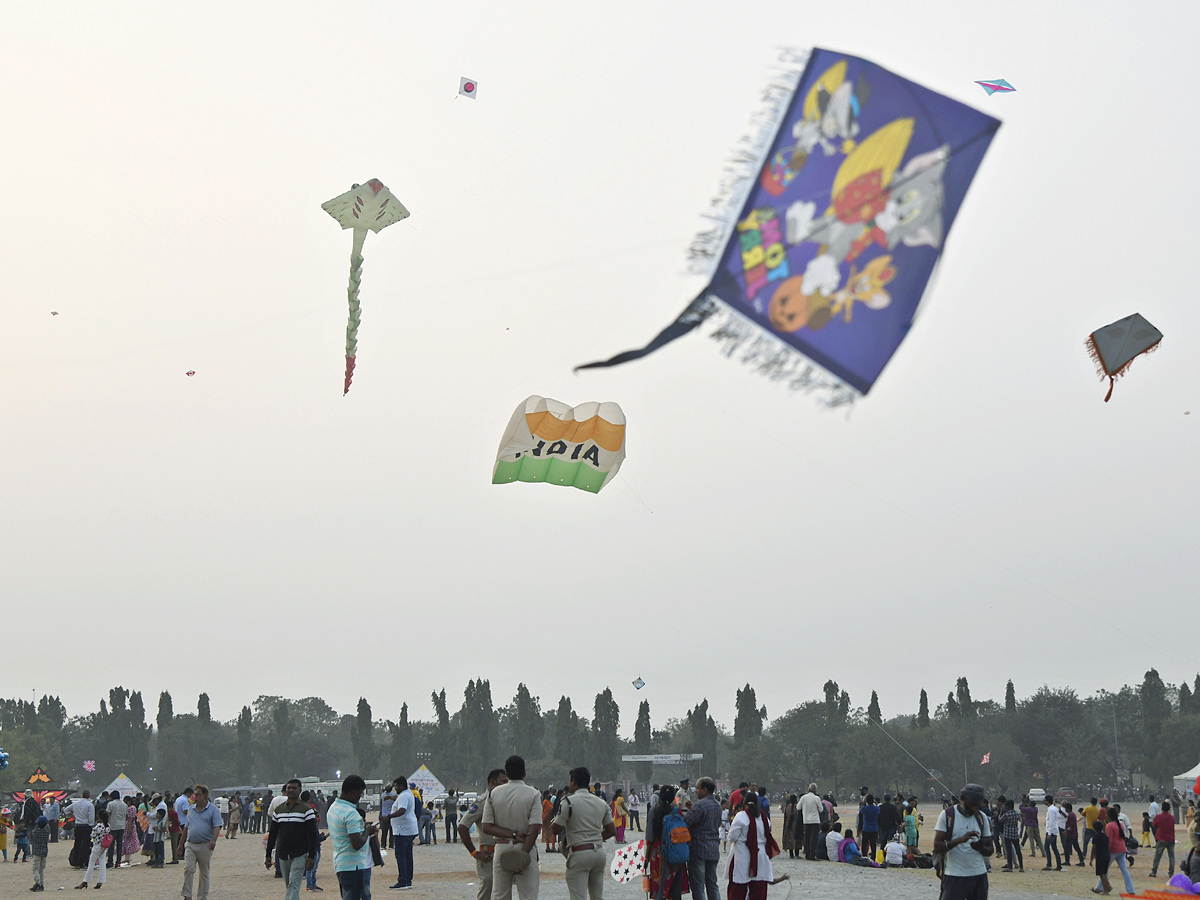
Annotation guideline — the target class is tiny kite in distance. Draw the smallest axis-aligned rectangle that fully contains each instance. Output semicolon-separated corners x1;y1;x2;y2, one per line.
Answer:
83;760;96;772
975;79;1015;95
980;752;990;765
492;395;626;493
185;370;195;376
50;311;59;316
322;179;410;394
1085;312;1162;401
632;677;645;690
459;77;478;99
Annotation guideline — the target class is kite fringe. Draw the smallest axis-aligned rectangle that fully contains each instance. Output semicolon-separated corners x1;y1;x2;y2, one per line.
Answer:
1085;334;1161;402
686;47;810;277
703;300;859;407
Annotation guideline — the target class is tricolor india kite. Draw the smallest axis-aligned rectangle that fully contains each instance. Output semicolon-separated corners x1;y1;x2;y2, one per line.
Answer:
975;79;1015;95
322;179;410;394
492;396;626;494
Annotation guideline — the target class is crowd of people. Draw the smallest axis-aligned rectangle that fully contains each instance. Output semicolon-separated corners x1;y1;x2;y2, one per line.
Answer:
6;771;1199;900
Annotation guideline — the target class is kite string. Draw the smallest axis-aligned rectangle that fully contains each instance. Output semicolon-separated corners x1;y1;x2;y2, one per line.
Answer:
868;716;956;797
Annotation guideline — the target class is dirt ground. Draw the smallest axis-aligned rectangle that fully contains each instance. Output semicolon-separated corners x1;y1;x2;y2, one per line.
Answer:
0;813;1173;900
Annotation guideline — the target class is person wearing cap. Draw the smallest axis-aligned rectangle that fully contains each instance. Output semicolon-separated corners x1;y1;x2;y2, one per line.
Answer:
481;755;542;900
676;779;696;810
30;814;50;890
553;766;615;900
934;785;993;900
459;769;508;900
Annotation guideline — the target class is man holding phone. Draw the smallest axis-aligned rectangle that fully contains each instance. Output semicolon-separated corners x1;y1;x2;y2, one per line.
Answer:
328;775;378;900
934;784;993;900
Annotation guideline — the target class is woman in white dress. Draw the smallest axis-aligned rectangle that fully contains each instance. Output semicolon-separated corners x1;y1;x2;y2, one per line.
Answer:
727;794;788;900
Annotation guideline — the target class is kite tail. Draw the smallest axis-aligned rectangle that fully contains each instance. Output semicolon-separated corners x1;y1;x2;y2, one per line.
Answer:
343;232;366;395
686;47;811;277
1085;334;1162;402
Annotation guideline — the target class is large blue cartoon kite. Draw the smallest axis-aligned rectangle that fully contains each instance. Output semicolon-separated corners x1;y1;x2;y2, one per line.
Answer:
578;49;1000;402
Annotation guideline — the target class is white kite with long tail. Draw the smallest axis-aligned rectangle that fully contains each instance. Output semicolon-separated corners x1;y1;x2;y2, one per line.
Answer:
321;179;410;394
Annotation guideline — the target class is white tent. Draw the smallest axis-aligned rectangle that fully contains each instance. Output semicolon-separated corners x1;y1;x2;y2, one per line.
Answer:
1173;762;1200;795
104;773;142;798
407;765;445;799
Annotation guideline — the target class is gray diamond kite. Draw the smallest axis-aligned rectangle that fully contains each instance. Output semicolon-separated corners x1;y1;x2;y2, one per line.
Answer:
1085;312;1162;402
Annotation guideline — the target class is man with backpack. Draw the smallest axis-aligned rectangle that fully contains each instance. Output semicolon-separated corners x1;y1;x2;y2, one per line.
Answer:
683;777;722;900
552;767;615;900
933;785;993;900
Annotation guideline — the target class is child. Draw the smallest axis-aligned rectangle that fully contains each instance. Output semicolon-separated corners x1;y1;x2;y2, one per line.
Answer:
904;805;920;861
306;830;328;891
14;820;31;861
719;800;730;854
80;811;110;889
1;807;10;861
1141;812;1152;847
1089;817;1111;895
31;815;51;890
151;808;168;867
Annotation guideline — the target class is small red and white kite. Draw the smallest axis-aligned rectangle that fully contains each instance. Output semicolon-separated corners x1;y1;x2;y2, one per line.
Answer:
185;371;195;376
459;77;478;99
83;760;96;772
980;752;991;765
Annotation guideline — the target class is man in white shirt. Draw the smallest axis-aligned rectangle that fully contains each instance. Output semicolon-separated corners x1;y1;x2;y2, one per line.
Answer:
933;784;993;900
1042;797;1063;871
107;794;130;867
1148;795;1161;820
386;777;420;889
825;825;844;860
216;794;231;830
69;792;96;868
884;836;907;867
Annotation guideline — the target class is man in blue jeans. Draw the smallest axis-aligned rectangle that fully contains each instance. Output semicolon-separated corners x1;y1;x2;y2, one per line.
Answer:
327;775;378;900
683;777;722;900
385;777;419;890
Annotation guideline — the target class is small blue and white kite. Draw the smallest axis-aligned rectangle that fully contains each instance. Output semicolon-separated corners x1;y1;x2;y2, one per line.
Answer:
632;677;645;690
975;79;1015;95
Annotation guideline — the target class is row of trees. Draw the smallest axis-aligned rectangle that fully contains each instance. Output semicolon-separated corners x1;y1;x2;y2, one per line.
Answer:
2;670;1197;797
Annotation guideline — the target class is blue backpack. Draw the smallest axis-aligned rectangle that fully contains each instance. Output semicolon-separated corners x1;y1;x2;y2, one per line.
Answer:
661;811;690;865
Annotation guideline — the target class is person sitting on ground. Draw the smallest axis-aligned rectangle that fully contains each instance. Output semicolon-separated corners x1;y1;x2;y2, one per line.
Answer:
824;822;843;861
838;828;879;866
884;832;909;868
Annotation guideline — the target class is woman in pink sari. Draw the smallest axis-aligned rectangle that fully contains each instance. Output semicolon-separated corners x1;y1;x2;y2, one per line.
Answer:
119;798;140;860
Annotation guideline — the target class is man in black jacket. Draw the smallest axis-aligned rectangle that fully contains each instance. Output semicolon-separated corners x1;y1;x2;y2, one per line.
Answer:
877;794;901;844
266;779;320;900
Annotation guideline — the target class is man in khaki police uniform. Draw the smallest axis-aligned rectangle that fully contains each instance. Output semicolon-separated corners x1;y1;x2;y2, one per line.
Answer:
553;767;616;900
481;755;543;900
459;769;509;900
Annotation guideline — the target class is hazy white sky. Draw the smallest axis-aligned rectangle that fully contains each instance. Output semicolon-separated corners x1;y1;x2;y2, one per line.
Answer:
3;0;1197;737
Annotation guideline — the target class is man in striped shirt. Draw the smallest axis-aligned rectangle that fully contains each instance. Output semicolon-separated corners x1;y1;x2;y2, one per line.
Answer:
267;779;320;900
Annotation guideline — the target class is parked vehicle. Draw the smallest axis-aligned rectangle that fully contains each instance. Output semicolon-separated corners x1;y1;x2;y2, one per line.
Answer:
1028;788;1047;802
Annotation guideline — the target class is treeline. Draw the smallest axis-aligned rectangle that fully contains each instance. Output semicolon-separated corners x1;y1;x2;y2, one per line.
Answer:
2;670;1198;797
